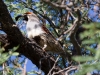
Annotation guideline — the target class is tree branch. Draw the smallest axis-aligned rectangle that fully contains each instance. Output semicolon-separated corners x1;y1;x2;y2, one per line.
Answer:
70;10;82;55
41;0;73;11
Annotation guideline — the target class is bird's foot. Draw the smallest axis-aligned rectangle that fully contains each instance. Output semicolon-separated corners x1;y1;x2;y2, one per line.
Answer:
42;44;47;52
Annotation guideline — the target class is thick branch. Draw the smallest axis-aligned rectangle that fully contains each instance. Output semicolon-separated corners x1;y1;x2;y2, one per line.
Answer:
0;0;64;74
70;10;82;55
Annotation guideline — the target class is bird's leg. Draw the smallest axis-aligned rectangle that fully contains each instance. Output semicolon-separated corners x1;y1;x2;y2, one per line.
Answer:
42;40;48;53
42;44;47;51
41;35;48;52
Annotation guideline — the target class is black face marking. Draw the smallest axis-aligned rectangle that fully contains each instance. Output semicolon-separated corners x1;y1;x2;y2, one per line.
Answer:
15;15;23;21
23;15;28;21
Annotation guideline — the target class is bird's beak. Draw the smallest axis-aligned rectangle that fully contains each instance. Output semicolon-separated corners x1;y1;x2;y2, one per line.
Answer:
15;15;24;21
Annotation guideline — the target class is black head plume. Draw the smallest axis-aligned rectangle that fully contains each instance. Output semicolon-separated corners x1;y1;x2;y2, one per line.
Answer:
15;15;23;21
15;14;28;21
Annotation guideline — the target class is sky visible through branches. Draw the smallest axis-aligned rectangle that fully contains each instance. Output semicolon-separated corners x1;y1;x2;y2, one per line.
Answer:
0;0;100;75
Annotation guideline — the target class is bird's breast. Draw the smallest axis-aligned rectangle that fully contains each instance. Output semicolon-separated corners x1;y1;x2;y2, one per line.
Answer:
26;21;45;38
27;28;45;38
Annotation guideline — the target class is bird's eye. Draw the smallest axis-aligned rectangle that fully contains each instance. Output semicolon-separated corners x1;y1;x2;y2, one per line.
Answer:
23;15;28;21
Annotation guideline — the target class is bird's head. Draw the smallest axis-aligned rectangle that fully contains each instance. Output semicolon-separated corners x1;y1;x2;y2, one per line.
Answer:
15;12;39;22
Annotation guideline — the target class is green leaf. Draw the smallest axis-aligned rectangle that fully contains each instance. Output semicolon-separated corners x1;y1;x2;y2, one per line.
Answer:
73;56;94;62
85;46;96;54
12;45;19;51
0;53;10;64
95;49;100;60
6;0;14;2
75;62;100;75
12;52;19;56
82;40;95;44
75;65;94;75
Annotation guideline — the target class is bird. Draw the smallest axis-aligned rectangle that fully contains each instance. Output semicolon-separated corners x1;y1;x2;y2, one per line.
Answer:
15;12;71;61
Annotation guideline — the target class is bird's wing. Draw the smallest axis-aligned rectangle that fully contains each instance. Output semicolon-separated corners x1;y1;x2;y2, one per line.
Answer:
41;24;55;39
41;24;64;53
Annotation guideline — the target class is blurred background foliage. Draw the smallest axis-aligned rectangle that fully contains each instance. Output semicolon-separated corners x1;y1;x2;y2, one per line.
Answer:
0;0;100;75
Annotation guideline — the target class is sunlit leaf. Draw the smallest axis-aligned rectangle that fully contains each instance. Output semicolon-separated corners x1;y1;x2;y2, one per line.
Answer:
73;56;94;62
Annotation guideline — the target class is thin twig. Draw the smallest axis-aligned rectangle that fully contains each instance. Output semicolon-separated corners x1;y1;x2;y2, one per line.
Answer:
2;63;5;75
52;66;78;75
58;17;78;41
65;66;78;75
42;0;72;11
47;55;60;75
23;59;28;75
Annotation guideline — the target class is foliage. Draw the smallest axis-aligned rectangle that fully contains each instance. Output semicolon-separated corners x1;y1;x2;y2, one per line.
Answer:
0;45;20;75
73;23;100;75
0;45;19;64
0;0;100;75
